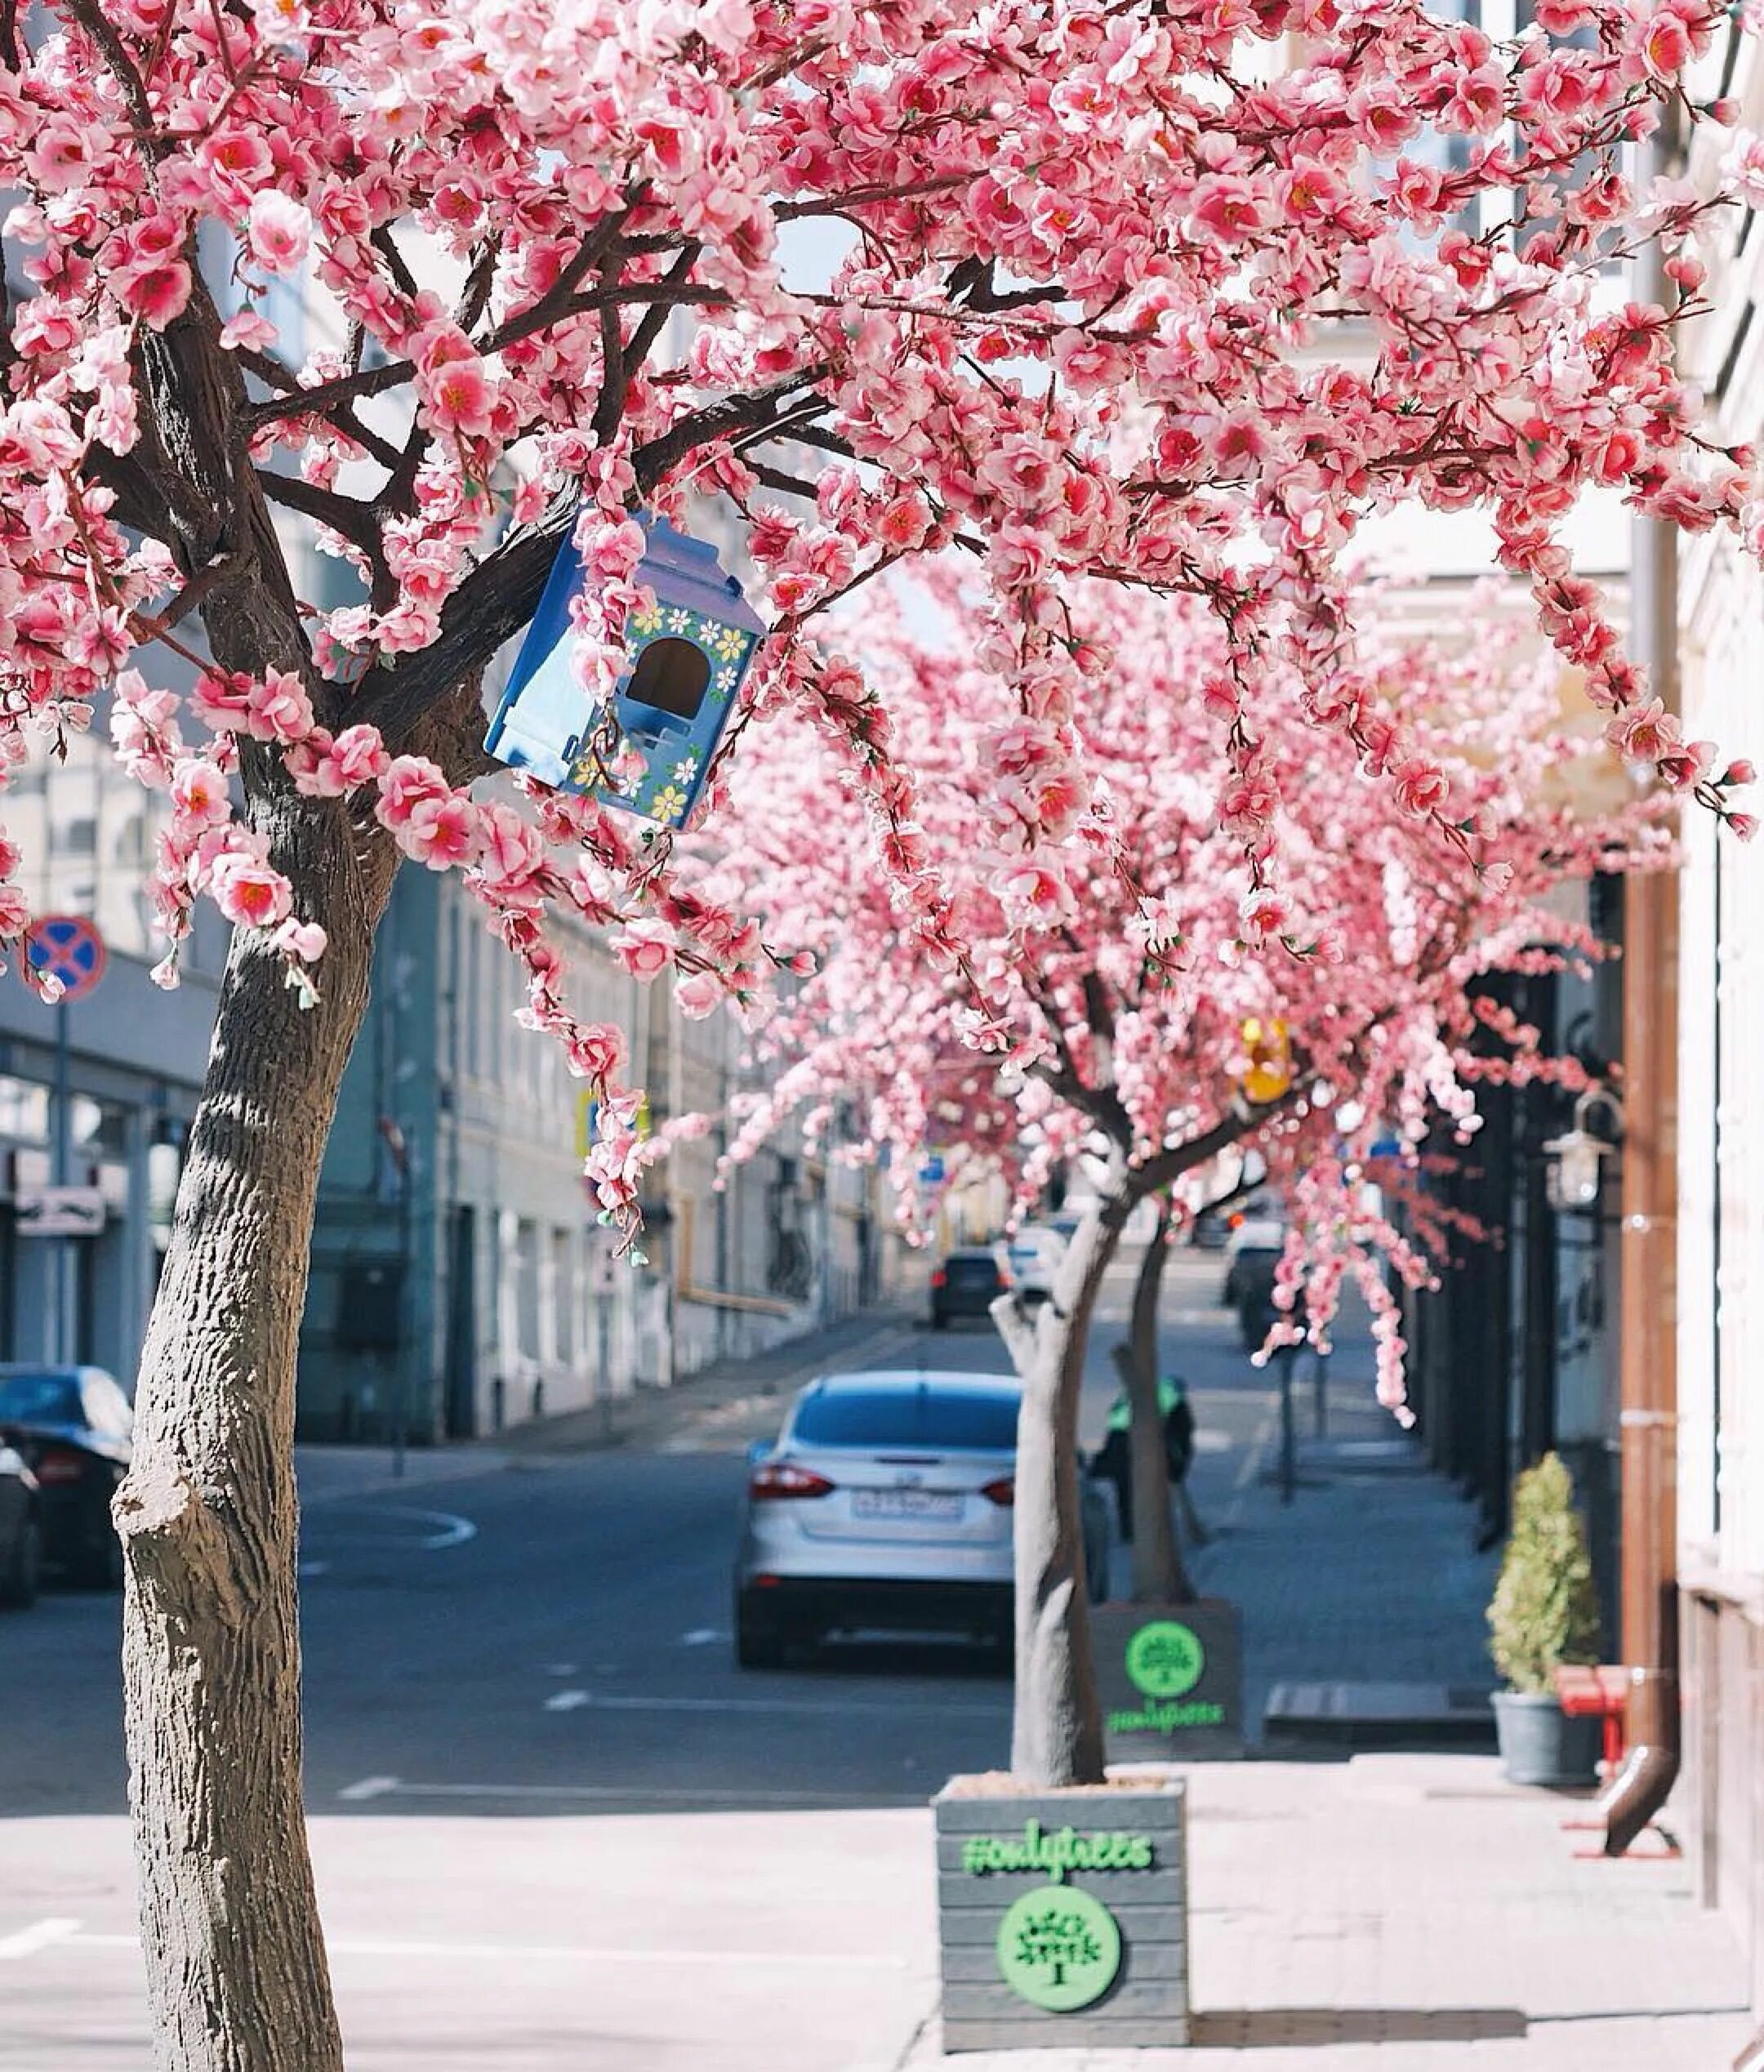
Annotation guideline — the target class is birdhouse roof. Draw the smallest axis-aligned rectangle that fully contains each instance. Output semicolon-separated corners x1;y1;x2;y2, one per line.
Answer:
639;515;767;637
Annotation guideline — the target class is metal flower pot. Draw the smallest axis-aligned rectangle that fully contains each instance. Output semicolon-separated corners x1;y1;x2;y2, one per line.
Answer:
1491;1690;1601;1787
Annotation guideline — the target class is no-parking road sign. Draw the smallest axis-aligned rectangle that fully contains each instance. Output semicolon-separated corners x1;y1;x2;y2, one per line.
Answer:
24;915;106;1001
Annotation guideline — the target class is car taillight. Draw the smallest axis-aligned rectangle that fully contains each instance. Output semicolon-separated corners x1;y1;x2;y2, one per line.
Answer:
996;1265;1013;1288
931;1268;947;1289
980;1477;1015;1507
33;1447;87;1486
750;1462;835;1500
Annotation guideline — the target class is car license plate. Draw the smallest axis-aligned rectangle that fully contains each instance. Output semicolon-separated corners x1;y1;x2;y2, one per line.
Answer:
852;1490;962;1522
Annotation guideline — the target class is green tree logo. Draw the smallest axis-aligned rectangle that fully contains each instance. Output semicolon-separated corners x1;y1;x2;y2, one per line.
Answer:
995;1886;1122;2011
1125;1619;1205;1700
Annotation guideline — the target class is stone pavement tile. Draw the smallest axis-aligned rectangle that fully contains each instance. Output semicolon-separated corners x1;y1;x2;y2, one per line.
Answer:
1183;1363;1499;1743
889;1754;1748;2072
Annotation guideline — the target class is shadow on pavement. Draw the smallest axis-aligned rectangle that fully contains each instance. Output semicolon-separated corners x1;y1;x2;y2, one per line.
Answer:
1192;2006;1528;2045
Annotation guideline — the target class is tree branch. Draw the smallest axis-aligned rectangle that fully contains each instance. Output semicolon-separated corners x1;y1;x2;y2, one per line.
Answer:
255;470;384;562
632;366;831;491
345;497;577;744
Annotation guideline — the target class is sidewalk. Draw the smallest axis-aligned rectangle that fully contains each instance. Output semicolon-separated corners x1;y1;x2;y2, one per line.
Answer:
293;1303;922;1507
884;1354;1748;2070
1185;1358;1499;1747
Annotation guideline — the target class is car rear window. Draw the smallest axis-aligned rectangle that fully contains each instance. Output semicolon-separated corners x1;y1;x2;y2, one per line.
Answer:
0;1373;84;1428
944;1255;1001;1285
792;1388;1020;1450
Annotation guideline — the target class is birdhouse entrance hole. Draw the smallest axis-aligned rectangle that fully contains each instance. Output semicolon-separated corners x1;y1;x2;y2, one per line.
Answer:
626;636;710;722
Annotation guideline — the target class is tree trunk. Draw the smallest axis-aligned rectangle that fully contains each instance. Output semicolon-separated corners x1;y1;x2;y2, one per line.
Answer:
1113;1201;1193;1606
116;773;401;2072
995;1195;1130;1788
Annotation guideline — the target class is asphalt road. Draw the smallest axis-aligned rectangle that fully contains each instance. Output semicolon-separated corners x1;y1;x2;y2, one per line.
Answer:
0;1251;1278;2071
0;1253;1273;1825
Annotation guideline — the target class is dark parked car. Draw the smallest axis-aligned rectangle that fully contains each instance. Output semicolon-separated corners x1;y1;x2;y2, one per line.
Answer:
929;1247;1008;1329
0;1366;132;1588
0;1441;40;1609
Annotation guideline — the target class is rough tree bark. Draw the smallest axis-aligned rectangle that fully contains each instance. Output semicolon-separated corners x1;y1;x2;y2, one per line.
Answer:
993;1191;1132;1787
116;764;399;2072
1111;1199;1194;1606
992;1115;1254;1786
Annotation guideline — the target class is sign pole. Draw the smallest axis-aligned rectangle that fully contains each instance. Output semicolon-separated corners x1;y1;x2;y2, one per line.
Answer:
1278;1345;1297;1507
52;994;71;1364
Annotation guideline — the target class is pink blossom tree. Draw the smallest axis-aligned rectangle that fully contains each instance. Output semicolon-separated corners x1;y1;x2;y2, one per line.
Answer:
702;576;1675;1785
0;0;1757;2058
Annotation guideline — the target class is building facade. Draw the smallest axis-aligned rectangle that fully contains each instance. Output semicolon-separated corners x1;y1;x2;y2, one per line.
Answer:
1675;25;1764;2028
0;725;225;1382
296;864;899;1442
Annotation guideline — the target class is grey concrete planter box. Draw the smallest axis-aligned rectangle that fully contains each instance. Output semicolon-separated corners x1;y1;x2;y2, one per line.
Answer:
935;1769;1189;2052
1092;1599;1245;1761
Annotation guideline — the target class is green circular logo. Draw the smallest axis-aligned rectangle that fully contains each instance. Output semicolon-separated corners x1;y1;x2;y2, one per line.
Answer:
996;1884;1122;2012
1125;1620;1205;1700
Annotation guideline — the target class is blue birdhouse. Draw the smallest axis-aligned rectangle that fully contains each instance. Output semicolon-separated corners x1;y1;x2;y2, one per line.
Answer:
484;514;765;831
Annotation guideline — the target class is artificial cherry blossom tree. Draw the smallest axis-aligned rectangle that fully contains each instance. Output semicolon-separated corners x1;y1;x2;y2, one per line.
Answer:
703;575;1679;1785
0;0;1759;2060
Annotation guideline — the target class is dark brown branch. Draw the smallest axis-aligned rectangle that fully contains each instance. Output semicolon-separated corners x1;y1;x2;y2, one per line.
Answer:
254;470;383;559
775;173;969;220
370;225;420;300
746;461;822;502
345;497;577;746
351;363;829;745
633;365;831;490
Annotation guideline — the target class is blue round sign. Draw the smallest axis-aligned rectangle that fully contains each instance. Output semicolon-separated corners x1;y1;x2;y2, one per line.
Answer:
25;915;106;1001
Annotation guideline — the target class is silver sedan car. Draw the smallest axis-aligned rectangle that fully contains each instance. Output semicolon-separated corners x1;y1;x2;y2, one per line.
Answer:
733;1369;1111;1667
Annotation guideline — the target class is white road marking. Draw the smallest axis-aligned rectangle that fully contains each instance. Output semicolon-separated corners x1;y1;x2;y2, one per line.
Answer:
542;1690;590;1712
0;1918;82;1960
43;1927;903;1970
542;1661;579;1677
304;1507;476;1553
337;1775;401;1802
384;1506;477;1550
679;1627;724;1646
297;1560;331;1578
335;1779;925;1808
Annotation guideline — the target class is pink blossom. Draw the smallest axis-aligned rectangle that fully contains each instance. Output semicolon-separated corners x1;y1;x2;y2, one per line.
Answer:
397;795;481;870
423;357;496;437
272;918;327;961
1392;757;1449;819
246;191;312;275
212;853;293;931
170;758;232;830
611;921;675;981
568;1024;625;1081
675;971;724;1018
116;263;193;330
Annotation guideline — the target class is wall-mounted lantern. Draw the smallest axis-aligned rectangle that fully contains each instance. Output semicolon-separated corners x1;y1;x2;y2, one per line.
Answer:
1543;1087;1624;1213
484;515;765;831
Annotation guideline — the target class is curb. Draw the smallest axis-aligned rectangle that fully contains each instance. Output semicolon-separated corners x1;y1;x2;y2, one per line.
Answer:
296;1307;924;1503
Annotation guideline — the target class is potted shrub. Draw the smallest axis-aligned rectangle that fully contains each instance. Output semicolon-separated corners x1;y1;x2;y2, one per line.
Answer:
1487;1453;1603;1786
